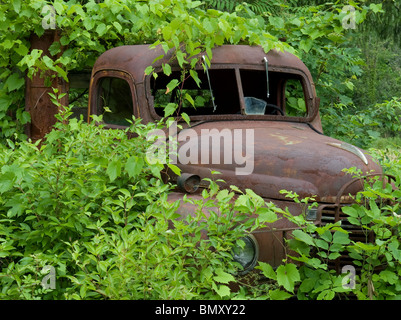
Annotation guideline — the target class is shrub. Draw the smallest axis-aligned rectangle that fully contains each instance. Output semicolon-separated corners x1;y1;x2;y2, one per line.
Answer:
271;166;401;300
1;106;401;300
0;108;284;299
321;98;401;149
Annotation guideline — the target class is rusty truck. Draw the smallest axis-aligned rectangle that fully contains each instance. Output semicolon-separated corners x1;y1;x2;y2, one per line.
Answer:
77;44;386;274
25;42;385;275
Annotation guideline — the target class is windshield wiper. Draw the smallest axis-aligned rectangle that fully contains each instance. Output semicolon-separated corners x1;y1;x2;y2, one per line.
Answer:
202;55;217;112
263;57;270;99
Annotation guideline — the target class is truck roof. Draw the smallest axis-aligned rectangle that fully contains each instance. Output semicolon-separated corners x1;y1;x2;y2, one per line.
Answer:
91;44;315;88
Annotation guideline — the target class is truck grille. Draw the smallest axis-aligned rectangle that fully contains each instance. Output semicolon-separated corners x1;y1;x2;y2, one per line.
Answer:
320;205;372;272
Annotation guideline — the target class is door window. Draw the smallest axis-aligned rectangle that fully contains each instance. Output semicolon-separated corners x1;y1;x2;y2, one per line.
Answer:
97;77;134;126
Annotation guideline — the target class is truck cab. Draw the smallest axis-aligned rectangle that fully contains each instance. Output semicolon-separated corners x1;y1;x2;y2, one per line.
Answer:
87;44;382;273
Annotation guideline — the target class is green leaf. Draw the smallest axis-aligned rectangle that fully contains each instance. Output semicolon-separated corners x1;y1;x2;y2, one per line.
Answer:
257;207;278;223
164;103;177;117
0;93;12;112
379;270;398;284
176;51;186;68
328;252;341;260
317;289;335;300
162;25;173;40
299;278;315;292
342;206;360;217
107;160;121;182
53;1;65;14
162;63;172;76
60;36;70;46
166;79;179;94
96;23;107;36
276;263;300;293
369;3;383;13
181;112;190;125
190;69;201;87
332;231;350;245
144;65;154;76
125;156;144;178
12;0;21;13
202;18;214;33
213;268;235;284
292;229;315;246
112;21;122;33
269;289;292;300
184;93;194;107
269;16;284;29
14;44;29;57
213;284;231;298
315;239;329;250
256;262;276;280
54;65;68;82
167;163;181;176
5;74;24;92
299;39;313;53
0;172;15;194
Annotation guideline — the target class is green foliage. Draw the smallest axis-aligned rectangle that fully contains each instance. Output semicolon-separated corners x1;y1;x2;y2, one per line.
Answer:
204;0;384;109
1;103;401;300
265;2;379;108
0;0;382;143
0;108;165;298
353;39;401;108
272;173;401;300
321;98;401;149
341;170;401;300
0;108;284;299
360;0;401;47
0;0;291;142
1;0;401;301
203;0;286;15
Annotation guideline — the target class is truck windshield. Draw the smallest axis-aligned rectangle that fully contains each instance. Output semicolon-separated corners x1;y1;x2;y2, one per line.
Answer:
151;68;307;118
151;69;240;115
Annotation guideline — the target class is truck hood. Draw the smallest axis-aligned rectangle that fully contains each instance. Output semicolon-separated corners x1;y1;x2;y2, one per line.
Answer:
173;120;382;203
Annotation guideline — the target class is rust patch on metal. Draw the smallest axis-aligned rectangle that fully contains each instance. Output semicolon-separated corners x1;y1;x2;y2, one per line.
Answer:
25;30;68;141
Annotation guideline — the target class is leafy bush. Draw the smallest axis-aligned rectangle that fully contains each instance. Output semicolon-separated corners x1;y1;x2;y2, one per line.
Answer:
268;165;401;300
321;98;401;149
1;108;401;300
0;107;286;299
0;109;161;298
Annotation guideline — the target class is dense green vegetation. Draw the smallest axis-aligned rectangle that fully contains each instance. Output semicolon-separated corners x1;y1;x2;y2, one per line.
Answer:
0;0;401;300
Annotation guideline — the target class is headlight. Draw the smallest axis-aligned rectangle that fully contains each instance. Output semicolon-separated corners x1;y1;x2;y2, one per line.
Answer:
232;235;259;275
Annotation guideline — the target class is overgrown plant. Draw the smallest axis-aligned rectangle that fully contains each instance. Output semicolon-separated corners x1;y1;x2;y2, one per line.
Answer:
0;106;286;299
321;98;401;149
341;168;401;299
1;106;401;299
0;0;382;142
259;167;401;300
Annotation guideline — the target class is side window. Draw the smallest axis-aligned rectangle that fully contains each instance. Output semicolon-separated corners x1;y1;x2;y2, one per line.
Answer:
97;77;133;126
285;78;307;117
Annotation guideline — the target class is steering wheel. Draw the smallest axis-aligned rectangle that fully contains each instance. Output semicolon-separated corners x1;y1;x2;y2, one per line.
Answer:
265;103;284;116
